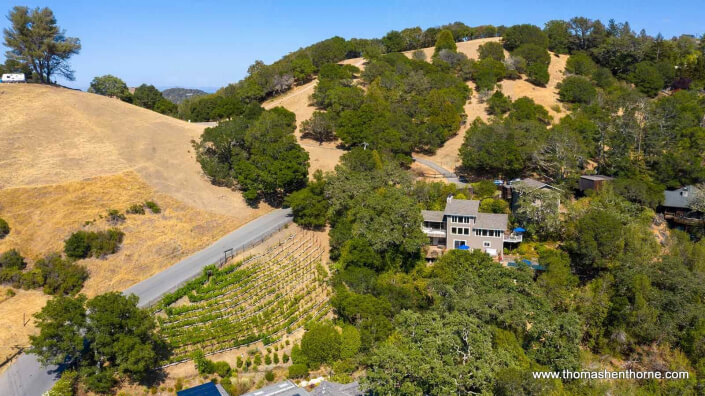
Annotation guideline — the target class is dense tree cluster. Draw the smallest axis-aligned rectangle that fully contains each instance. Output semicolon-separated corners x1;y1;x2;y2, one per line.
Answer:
310;53;469;158
195;107;309;204
29;293;167;393
64;229;125;259
0;250;88;296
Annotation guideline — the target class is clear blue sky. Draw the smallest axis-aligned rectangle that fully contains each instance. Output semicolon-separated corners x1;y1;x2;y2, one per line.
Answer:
1;0;703;91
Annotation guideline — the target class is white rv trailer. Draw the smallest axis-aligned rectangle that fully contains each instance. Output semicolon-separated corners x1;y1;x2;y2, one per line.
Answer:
1;73;26;83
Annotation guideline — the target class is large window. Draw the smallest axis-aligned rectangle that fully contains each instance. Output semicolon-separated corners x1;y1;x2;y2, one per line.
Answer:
450;216;472;224
474;229;502;237
454;240;467;248
452;227;470;235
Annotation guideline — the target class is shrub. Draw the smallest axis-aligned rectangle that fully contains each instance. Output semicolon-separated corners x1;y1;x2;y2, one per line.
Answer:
0;249;26;270
106;209;126;225
65;229;125;259
282;353;290;363
478;42;505;62
340;325;361;359
288;363;308;379
472;58;507;91
264;354;272;365
273;353;280;364
526;63;549;86
213;361;231;378
479;198;510;214
558;76;597;104
145;201;161;214
0;217;9;239
192;350;215;375
46;369;78;396
64;231;90;259
254;354;262;366
565;52;597;76
630;61;665;97
236;356;243;368
35;254;88;296
126;204;145;215
265;371;275;382
175;378;183;391
486;91;512;115
301;324;342;367
473;180;498;199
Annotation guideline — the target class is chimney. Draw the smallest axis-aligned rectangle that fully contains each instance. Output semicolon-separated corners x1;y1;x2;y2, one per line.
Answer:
682;187;689;197
447;194;453;204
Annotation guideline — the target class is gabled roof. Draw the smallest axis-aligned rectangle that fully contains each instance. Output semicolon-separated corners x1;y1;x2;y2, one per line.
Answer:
474;213;509;230
444;199;480;215
421;210;445;222
664;185;700;209
241;381;309;396
310;381;362;396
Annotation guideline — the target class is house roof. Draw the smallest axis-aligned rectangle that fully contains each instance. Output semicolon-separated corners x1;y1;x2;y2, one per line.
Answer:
177;382;229;396
664;185;700;209
241;381;310;396
421;210;445;222
580;175;614;181
309;381;362;396
474;213;509;230
444;199;480;215
516;178;548;189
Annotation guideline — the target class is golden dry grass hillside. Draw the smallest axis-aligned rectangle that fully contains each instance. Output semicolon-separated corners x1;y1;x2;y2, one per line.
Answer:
0;84;270;367
266;37;567;174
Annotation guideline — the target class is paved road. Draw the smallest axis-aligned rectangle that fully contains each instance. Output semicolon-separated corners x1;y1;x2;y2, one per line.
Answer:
0;208;292;396
125;208;293;308
413;156;467;188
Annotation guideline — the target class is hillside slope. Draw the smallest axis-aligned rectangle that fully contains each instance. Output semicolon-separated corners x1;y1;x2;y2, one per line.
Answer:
0;85;269;366
265;37;567;174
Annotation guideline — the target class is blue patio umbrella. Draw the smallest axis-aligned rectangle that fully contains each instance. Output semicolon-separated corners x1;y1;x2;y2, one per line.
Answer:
513;227;526;233
457;245;470;250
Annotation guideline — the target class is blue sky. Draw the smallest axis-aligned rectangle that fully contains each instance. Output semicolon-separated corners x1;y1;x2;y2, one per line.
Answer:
1;0;703;91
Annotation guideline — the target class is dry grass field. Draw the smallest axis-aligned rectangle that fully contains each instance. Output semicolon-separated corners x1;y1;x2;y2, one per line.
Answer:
0;84;270;368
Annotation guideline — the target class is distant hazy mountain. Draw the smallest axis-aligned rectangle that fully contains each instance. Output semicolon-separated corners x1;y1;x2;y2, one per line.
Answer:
161;88;208;104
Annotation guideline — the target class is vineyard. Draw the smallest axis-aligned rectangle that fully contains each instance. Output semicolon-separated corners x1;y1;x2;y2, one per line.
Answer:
155;231;330;364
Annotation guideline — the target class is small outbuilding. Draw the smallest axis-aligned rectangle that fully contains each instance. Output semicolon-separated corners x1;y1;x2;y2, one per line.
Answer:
579;175;614;192
1;73;26;83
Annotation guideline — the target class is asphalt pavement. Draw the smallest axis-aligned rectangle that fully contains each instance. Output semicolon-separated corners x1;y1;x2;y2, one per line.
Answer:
0;208;292;395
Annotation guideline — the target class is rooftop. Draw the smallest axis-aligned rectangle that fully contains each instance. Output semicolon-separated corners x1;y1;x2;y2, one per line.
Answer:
474;213;509;230
444;199;480;215
309;381;363;396
241;381;310;396
421;210;444;222
664;185;701;209
177;382;229;396
580;175;614;181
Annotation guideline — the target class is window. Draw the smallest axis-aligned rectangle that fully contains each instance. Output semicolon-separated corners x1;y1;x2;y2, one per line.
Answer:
464;228;469;235
483;241;491;247
454;240;467;248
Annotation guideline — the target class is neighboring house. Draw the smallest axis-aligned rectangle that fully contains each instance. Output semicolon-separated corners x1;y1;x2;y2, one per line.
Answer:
422;196;520;257
241;380;310;396
661;185;704;225
309;381;362;396
501;178;561;212
579;175;614;192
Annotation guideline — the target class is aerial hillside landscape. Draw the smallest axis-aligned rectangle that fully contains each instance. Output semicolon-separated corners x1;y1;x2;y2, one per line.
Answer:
1;3;705;396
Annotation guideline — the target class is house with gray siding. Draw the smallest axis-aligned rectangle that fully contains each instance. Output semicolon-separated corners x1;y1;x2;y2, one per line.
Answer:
421;196;521;257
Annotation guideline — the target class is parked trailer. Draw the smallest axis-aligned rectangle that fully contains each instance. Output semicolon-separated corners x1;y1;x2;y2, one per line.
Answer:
1;73;26;83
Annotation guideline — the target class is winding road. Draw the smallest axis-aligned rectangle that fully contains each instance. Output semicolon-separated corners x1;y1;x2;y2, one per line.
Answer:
0;208;292;396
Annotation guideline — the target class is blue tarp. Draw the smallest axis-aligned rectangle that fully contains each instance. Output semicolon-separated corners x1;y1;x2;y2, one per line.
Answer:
513;227;526;232
457;245;470;250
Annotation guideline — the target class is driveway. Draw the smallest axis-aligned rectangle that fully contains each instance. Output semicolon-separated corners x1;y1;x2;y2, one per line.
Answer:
413;156;467;188
0;208;292;395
